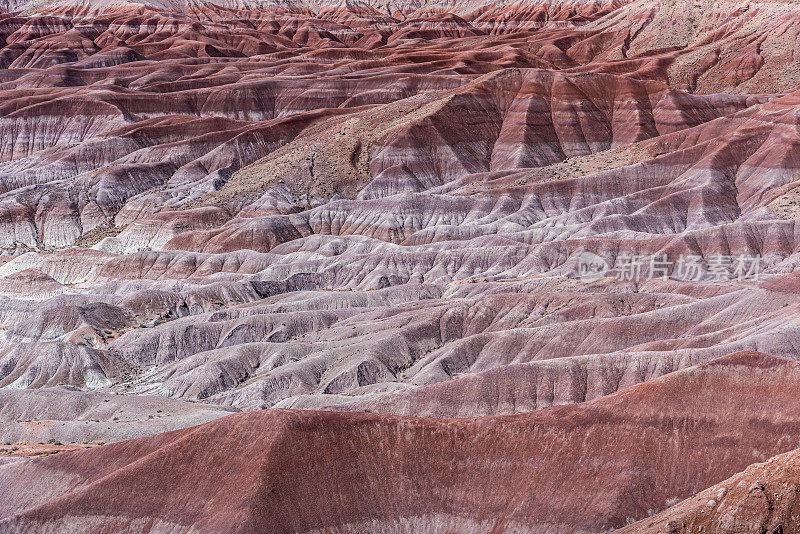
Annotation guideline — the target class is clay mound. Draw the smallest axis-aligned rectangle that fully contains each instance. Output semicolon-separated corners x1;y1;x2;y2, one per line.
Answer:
4;242;800;411
0;387;236;444
3;352;800;533
327;347;800;418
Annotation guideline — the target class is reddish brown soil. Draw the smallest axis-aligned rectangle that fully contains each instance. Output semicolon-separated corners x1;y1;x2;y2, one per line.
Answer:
2;352;800;533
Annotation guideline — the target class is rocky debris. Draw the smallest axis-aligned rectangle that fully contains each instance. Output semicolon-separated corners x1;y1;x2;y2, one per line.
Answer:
0;441;93;458
620;447;800;533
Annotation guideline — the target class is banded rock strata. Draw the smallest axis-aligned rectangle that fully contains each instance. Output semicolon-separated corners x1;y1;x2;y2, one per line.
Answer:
1;0;800;532
1;352;800;532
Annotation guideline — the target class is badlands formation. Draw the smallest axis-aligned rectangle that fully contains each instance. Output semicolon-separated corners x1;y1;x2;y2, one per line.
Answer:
2;0;800;531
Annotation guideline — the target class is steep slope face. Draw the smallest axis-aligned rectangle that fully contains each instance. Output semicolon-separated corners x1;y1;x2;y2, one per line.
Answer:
620;448;800;534
2;352;800;533
584;0;800;94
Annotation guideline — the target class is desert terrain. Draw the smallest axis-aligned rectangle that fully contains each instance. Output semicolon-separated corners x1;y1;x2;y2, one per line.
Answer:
2;0;800;531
